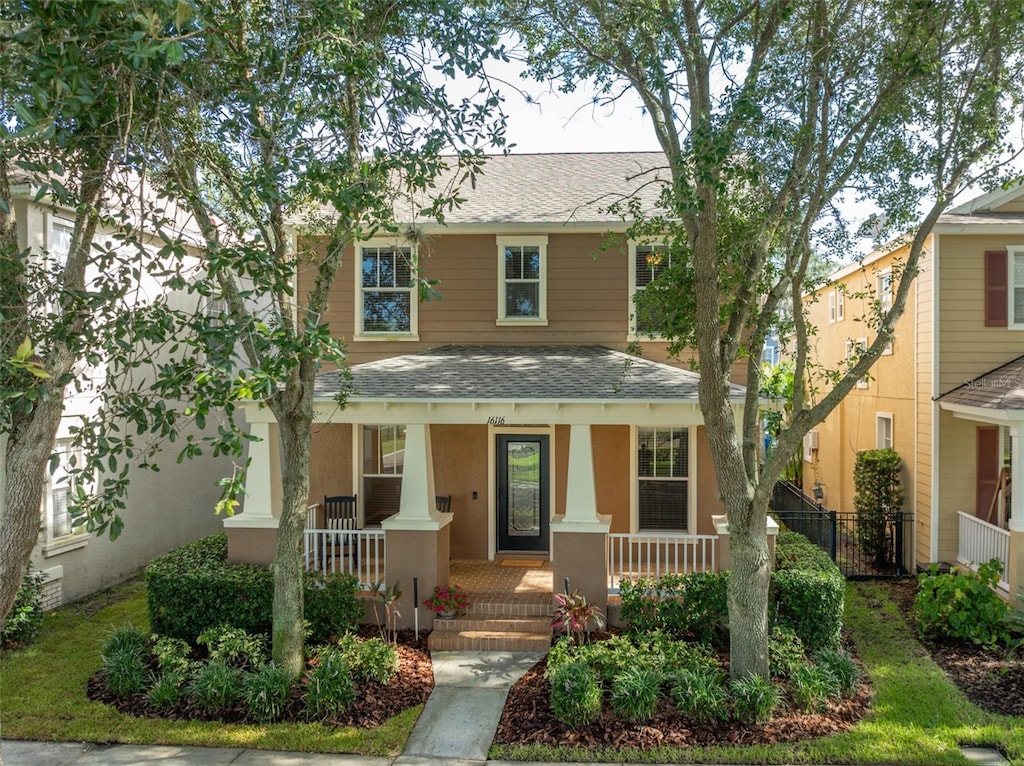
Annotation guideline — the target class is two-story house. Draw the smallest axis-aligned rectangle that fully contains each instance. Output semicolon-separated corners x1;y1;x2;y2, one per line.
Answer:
806;183;1024;603
2;178;232;609
223;152;760;628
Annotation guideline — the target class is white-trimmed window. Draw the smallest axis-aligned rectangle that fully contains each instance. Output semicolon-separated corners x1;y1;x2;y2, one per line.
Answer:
803;430;818;462
361;425;405;526
357;242;417;338
497;235;547;324
876;413;894;450
876;268;893;312
1010;246;1024;329
629;242;671;337
836;289;845;321
846;337;869;389
637;427;689;531
828;292;836;323
44;439;88;552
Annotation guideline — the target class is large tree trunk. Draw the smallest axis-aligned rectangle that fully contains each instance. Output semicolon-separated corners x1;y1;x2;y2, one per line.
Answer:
269;376;314;678
723;493;772;679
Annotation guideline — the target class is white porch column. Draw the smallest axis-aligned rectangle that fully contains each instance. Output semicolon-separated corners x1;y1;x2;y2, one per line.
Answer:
382;423;447;530
1010;424;1024;534
225;420;281;526
561;423;604;525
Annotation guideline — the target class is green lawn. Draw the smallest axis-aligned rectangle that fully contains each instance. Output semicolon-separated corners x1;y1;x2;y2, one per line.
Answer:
0;578;417;756
490;581;1024;765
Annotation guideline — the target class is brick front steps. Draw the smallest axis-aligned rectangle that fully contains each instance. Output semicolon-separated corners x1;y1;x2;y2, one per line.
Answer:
427;592;552;652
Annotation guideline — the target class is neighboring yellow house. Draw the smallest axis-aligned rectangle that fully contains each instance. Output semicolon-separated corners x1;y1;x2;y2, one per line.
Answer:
222;152;765;632
807;183;1024;602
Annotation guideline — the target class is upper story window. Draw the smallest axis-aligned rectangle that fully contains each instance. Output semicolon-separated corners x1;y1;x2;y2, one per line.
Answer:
496;236;547;325
828;292;836;323
356;242;417;340
876;268;893;312
1011;246;1024;329
876;413;893;450
846;337;869;389
629;242;671;338
836;289;845;321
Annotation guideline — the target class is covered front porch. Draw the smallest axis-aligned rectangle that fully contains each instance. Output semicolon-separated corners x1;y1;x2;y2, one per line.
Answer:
224;345;752;628
938;355;1024;600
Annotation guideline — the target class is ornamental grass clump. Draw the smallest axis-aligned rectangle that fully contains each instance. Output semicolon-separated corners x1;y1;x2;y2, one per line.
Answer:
610;666;662;722
243;662;294;723
148;670;188;713
304;647;356;721
549;660;602;729
813;647;861;697
189;659;242;719
789;663;841;712
731;674;781;724
668;666;730;723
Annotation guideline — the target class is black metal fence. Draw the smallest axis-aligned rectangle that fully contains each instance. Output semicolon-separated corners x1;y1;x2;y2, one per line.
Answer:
770;480;911;579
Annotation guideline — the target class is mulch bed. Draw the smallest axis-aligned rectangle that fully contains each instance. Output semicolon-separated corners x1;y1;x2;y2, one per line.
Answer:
87;627;434;727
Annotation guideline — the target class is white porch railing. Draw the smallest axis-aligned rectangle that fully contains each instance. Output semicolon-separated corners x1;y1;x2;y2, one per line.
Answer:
956;510;1010;591
608;532;718;593
303;505;385;587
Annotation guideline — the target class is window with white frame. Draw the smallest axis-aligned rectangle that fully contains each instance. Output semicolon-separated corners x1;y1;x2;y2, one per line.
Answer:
497;236;547;324
876;268;893;312
836;289;845;321
846;337;869;389
358;243;416;336
828;292;836;323
1011;246;1024;328
876;413;893;450
45;439;87;548
630;242;671;337
637;427;689;531
362;425;405;526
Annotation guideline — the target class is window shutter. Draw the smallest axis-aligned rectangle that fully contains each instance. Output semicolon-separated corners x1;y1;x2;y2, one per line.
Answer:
984;250;1008;327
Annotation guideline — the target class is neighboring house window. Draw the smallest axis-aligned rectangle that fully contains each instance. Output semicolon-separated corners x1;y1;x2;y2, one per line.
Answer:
846;338;869;389
636;427;689;531
1010;246;1024;329
362;425;405;526
629;242;671;337
496;236;548;325
357;243;417;338
828;292;836;323
803;430;818;462
876;413;893;450
876;268;893;312
836;289;845;321
44;439;87;552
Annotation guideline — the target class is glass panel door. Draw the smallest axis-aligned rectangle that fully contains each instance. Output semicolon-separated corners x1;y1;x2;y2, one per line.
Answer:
497;434;549;552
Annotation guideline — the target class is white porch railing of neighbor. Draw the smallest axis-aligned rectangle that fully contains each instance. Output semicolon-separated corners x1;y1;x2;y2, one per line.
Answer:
607;532;718;593
303;505;385;588
956;510;1010;591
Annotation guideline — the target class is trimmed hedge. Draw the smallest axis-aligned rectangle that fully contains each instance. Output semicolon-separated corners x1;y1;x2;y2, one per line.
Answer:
619;530;844;653
146;534;361;642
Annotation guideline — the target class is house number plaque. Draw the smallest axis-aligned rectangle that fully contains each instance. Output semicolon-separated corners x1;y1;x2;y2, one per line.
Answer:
486;416;506;425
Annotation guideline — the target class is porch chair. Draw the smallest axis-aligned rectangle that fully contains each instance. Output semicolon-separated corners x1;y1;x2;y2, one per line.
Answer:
323;495;359;571
435;494;452;513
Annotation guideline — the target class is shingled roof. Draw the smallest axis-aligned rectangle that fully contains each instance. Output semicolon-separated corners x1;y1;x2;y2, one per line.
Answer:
938;355;1024;411
314;345;745;403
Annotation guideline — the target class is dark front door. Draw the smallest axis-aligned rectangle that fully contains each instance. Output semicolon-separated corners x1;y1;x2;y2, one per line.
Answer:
497;434;549;552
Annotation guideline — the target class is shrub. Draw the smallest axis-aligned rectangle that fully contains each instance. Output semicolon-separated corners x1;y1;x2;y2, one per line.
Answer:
304;648;356;721
148;670;188;712
336;634;399;684
731;674;781;724
814;647;861;697
769;625;806;679
549;660;602;729
668;666;729;723
789;663;841;711
197;625;268;669
610;666;662;722
0;566;46;648
852;449;904;569
914;560;1011;646
304;572;363;643
152;635;195;674
146;535;363;643
772;532;845;652
619;571;729;646
243;663;294;723
189;659;242;718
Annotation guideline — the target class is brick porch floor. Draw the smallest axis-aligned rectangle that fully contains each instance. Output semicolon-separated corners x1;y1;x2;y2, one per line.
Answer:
448;559;553;601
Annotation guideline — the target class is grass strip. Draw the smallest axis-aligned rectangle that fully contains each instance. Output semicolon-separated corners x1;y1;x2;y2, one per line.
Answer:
0;578;417;756
489;581;1024;764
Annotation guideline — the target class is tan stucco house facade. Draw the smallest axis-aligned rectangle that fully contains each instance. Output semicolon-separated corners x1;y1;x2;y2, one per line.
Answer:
806;183;1024;602
223;152;756;626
